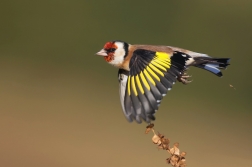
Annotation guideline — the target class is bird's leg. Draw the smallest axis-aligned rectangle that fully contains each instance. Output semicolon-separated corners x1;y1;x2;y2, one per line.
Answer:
177;69;192;85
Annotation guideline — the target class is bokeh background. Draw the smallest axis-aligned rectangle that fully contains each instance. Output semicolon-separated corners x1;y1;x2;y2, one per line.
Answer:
0;0;251;167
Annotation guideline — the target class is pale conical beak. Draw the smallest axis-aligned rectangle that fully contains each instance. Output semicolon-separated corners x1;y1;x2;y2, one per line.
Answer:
96;49;107;56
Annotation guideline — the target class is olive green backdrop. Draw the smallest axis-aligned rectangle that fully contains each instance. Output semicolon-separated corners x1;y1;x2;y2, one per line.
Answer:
0;0;251;167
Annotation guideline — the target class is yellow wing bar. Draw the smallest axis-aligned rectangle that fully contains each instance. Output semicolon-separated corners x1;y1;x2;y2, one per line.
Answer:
127;52;171;96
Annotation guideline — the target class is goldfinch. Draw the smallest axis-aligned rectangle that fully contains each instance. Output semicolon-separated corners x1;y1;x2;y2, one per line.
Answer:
96;40;230;123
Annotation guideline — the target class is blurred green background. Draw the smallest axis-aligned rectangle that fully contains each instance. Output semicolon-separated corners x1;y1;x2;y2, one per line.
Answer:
0;0;251;167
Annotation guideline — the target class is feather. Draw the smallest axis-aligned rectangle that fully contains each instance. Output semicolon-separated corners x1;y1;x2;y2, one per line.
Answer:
119;49;188;123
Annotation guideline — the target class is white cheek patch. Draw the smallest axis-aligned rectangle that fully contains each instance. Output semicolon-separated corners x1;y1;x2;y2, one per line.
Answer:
109;56;124;66
108;42;126;66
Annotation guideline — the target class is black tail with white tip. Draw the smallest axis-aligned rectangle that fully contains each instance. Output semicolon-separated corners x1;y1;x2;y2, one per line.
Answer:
194;57;230;77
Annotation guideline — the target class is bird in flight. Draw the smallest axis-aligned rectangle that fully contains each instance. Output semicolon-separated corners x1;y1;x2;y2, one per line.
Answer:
96;40;230;123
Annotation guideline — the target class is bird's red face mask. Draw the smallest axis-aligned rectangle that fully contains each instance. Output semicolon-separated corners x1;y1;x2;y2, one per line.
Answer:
96;42;118;62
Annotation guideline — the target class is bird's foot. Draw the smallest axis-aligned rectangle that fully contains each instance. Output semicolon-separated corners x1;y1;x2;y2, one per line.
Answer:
177;72;192;85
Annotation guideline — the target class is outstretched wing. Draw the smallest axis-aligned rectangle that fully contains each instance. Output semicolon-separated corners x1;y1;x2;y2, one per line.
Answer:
118;49;189;123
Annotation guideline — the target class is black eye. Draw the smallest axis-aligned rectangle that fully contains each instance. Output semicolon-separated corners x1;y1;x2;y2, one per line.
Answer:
107;48;116;52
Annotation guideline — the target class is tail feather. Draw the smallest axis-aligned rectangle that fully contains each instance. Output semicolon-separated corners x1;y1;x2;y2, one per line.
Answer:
207;58;230;68
195;64;223;77
194;57;230;77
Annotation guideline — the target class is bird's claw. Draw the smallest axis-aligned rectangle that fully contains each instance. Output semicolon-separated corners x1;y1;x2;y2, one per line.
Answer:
177;71;193;85
179;78;193;85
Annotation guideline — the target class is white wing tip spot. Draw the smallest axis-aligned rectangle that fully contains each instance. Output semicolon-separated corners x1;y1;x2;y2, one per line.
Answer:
168;88;171;91
162;94;166;97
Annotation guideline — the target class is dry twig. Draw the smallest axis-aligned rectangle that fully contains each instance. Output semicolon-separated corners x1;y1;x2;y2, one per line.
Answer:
145;123;187;167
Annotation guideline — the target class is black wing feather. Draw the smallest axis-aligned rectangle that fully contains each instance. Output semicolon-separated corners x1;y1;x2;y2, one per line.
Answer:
118;49;189;123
